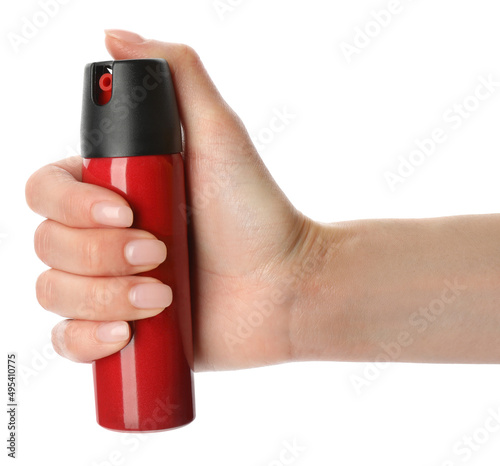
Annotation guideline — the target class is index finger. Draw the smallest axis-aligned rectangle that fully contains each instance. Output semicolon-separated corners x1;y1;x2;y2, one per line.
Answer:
25;156;133;228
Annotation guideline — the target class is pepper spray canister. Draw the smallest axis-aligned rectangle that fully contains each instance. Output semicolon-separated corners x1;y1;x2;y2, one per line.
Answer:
80;59;195;432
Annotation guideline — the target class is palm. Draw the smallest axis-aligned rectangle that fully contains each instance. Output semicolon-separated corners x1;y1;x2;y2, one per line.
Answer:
184;121;304;370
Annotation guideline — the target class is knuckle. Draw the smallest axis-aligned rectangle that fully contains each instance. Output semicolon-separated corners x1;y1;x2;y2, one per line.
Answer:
35;270;52;310
51;320;68;358
84;280;111;320
24;171;39;211
81;233;102;273
58;187;87;226
65;321;81;344
34;220;52;263
74;301;95;322
25;164;53;212
178;43;202;68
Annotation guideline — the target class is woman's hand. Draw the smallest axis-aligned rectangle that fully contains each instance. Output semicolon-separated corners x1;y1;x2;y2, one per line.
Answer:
26;30;323;371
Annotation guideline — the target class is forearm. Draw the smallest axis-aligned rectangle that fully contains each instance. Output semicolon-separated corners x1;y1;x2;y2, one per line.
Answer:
290;214;500;364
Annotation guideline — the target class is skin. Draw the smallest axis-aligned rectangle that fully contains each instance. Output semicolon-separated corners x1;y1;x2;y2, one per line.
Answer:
25;31;500;372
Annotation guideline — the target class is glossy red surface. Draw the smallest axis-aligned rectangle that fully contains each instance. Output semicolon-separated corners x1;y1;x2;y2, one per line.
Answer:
82;154;195;431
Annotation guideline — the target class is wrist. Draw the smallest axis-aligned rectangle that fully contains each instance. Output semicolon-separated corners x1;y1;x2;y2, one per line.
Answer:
287;217;363;362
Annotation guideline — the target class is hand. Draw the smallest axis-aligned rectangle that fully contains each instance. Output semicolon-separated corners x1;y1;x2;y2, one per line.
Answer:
26;30;321;371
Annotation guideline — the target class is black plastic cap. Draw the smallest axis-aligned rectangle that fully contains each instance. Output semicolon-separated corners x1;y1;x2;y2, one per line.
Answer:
81;59;182;158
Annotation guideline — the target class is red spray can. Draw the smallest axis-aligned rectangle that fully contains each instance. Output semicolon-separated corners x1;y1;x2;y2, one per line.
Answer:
80;59;195;431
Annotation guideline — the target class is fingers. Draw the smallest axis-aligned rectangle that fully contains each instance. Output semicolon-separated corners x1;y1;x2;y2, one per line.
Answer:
52;319;131;363
34;220;166;276
37;269;172;321
25;156;133;229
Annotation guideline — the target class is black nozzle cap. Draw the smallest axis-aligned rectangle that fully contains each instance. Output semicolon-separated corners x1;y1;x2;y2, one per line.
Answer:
81;58;182;158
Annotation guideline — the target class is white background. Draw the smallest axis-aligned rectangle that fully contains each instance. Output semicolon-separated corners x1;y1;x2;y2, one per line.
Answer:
2;0;500;465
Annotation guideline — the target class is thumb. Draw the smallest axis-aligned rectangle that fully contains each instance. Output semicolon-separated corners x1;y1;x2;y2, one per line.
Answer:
103;30;293;223
104;29;250;157
103;30;302;275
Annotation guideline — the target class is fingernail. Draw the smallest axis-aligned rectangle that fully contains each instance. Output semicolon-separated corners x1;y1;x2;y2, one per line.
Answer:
125;239;167;266
96;321;130;343
105;29;146;44
92;201;133;227
129;283;172;309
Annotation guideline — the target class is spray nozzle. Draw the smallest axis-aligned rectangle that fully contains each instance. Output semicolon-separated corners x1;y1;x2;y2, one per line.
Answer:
98;73;112;105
